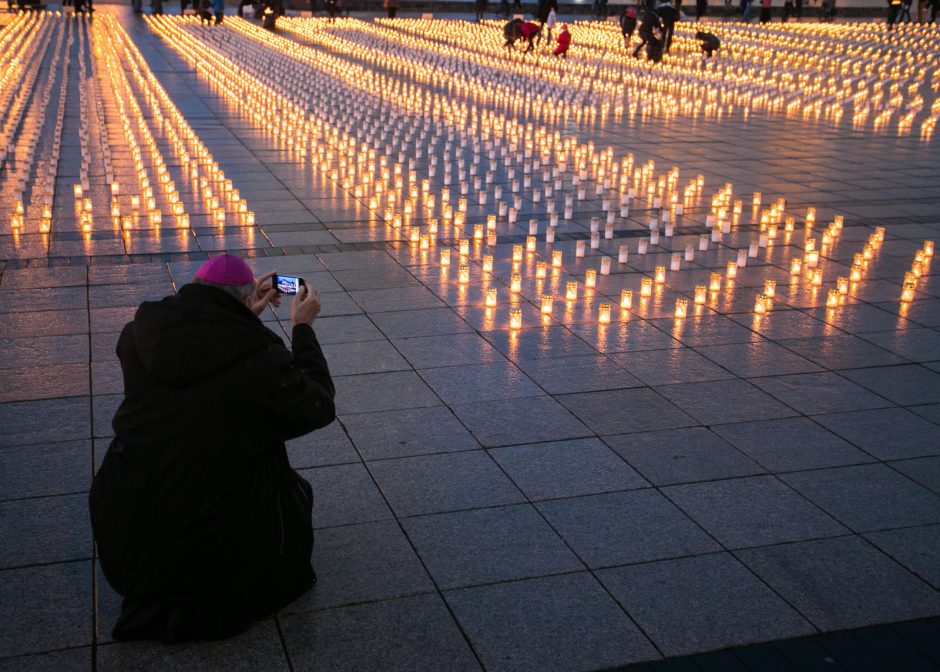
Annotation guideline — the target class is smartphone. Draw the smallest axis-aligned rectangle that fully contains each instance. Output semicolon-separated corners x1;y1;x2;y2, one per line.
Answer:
273;274;305;295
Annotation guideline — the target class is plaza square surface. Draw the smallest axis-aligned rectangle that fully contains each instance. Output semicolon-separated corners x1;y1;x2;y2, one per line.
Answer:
1;7;939;671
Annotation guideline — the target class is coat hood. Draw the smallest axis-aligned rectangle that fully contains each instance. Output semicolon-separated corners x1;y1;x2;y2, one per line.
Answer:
127;284;279;388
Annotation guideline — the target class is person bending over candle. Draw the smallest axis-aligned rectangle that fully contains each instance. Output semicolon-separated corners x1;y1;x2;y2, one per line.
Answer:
90;254;335;642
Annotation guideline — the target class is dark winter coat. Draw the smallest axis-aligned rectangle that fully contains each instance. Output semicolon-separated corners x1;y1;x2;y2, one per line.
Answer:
89;283;335;642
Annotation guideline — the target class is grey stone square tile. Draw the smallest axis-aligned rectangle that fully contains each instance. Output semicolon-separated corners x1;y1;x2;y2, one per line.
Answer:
419;361;542;405
597;553;814;657
514;354;643;394
350;286;445;313
780;464;940;532
647;315;760;348
567;318;680;354
0;397;91;448
890;456;940;495
402;504;583;589
342;405;479;461
483;325;599;361
286;420;359;468
712;418;872;472
316;250;395;271
809;304;916;335
812;407;940;460
536;490;719;568
489;438;648;500
0;309;90;339
331;265;420;292
911;402;940;426
695;342;822;378
729;309;838;341
451;396;592;449
608;347;734;386
0;362;89;404
92;394;122;439
319;340;410;376
333;371;440;415
861;328;940;363
557;388;698;436
864;524;940;590
445;573;658;672
393;332;505;369
839;364;940;405
0;648;91;672
656;379;797;425
300;463;392;529
310;315;385;345
0;440;91;500
777;335;906;369
368;451;525;517
368;307;475;339
663;476;847;548
604;427;764;486
876;298;940;328
281;521;433;613
0;494;91;569
737;536;940;631
0;561;92;657
750;372;891;415
280;594;480;672
97;619;290;671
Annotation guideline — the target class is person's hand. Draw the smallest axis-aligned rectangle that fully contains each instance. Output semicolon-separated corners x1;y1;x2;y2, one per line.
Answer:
291;284;321;326
249;271;280;316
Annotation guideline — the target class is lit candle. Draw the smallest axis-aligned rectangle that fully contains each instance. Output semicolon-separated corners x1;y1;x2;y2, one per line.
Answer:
460;239;470;257
694;285;707;304
535;261;547;278
509;308;522;330
924;241;935;257
826;289;839;308
837;277;849;294
709;273;722;292
616;289;632;310
585;269;597;289
811;268;823;286
754;294;767;314
474;224;484;240
726;261;737;279
901;282;916;303
486;287;498;307
566;281;578;301
483;255;494;273
654;266;666;284
552;250;563;268
526;236;537;253
763;279;776;298
640;278;653;297
441;249;451;265
791;257;803;275
674;299;688;319
512;245;523;263
511;273;522;293
73;184;82;199
459;265;470;284
541;295;553;314
850;264;863;282
598;303;611;325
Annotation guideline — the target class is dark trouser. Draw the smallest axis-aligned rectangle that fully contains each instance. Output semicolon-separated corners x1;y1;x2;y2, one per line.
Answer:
387;6;396;16
887;3;901;25
662;21;674;51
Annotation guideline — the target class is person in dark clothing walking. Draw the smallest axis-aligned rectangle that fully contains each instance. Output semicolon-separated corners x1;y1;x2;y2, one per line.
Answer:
695;0;707;20
887;0;902;26
620;3;638;45
535;0;556;38
384;0;399;17
90;255;335;643
795;0;803;18
476;0;488;21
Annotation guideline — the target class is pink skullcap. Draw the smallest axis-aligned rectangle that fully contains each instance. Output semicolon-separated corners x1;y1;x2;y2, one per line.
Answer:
194;255;254;285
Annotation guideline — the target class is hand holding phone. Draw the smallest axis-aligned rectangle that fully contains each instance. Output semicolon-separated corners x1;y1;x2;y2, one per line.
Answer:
290;283;321;327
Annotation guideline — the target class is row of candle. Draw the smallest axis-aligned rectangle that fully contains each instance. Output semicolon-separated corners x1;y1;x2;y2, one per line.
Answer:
148;17;918;332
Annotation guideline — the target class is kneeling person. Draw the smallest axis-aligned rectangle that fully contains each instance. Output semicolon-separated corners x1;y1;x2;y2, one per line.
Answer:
90;255;335;642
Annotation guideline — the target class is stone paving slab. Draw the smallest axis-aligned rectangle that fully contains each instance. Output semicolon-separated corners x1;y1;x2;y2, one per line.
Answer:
0;6;939;671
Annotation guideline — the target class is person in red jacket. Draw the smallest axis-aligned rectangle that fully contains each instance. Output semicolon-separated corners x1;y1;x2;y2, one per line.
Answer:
553;23;571;57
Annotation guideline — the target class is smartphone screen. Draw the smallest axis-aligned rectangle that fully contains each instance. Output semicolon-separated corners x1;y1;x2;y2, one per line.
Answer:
273;274;304;295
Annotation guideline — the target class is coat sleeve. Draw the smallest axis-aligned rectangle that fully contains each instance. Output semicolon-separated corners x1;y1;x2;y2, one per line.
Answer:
252;324;336;442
